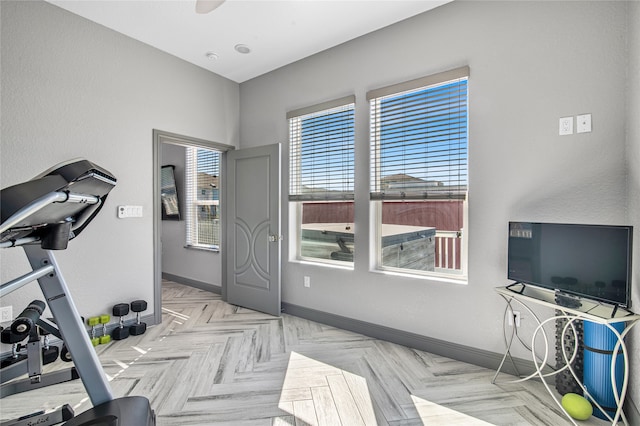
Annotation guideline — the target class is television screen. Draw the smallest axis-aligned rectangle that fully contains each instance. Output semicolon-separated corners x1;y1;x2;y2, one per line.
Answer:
508;222;633;308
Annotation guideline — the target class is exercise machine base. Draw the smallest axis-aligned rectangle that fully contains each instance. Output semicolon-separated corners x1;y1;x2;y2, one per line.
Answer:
63;396;155;426
0;404;73;426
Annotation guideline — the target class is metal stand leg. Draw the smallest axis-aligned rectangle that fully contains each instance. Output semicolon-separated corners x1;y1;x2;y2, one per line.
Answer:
22;245;113;406
492;311;519;383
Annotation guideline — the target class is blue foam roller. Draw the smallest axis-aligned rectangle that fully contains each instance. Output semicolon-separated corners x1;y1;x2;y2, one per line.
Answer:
583;321;625;420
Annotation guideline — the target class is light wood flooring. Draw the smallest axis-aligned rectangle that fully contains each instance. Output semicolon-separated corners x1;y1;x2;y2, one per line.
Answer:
1;280;611;425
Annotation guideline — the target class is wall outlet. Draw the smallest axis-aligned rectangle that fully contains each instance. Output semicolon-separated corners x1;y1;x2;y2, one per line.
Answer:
0;306;13;323
303;276;311;288
559;116;573;135
507;309;521;327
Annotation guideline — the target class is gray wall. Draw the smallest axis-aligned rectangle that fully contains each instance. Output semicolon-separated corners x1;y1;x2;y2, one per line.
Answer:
239;0;635;402
2;0;638;416
627;0;640;416
0;1;238;321
160;143;222;288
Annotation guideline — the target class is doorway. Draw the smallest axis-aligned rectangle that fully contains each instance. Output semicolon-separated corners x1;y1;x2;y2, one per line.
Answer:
152;130;234;324
152;130;282;323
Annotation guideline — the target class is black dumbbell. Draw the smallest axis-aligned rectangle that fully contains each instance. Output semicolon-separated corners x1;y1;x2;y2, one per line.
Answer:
111;303;130;340
129;300;147;336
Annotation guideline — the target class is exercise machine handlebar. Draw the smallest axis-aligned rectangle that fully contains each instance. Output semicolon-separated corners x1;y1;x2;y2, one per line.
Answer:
0;192;100;237
0;264;55;298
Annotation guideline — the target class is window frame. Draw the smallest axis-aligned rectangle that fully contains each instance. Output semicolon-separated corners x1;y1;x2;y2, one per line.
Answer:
185;146;222;252
288;96;356;266
368;67;469;280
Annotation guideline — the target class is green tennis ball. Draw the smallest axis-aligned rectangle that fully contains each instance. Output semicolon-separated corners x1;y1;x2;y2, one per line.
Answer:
561;393;592;420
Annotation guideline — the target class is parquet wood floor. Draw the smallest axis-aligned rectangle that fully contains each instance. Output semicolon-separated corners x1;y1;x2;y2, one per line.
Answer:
1;281;610;425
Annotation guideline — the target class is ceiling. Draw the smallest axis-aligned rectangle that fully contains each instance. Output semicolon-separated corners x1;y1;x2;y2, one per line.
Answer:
47;0;452;83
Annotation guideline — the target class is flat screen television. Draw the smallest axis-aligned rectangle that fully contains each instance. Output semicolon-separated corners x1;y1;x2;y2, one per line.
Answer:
508;222;633;308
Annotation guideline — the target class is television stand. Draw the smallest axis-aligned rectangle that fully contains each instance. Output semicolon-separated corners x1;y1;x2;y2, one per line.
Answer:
503;282;634;319
493;284;639;425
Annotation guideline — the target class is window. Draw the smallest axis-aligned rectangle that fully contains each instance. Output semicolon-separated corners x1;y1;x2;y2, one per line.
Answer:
288;96;355;264
369;66;469;278
185;147;221;250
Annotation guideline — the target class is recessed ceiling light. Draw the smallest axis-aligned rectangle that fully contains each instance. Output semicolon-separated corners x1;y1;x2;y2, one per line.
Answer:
205;51;218;60
234;44;251;54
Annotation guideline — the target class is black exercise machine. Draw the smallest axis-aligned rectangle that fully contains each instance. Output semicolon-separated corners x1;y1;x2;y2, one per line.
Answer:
1;159;155;426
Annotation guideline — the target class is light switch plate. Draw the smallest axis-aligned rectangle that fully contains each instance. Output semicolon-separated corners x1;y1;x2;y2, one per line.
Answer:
577;114;592;133
559;116;573;135
118;205;143;218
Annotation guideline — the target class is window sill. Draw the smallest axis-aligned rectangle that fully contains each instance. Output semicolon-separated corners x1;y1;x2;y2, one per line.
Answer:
184;245;220;253
289;258;354;271
370;267;468;285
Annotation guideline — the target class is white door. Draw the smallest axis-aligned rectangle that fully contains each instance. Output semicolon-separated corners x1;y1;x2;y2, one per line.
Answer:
225;144;281;316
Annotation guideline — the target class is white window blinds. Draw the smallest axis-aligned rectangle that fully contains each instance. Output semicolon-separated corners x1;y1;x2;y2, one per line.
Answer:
185;147;221;248
288;96;355;201
369;66;469;200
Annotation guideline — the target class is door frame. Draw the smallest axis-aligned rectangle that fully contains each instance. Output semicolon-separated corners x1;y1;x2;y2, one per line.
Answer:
152;129;235;324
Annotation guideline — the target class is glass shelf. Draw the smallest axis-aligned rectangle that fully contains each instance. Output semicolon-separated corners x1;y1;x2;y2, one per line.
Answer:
496;283;638;323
